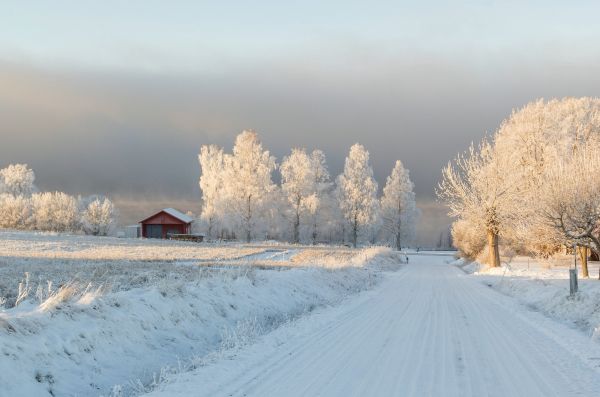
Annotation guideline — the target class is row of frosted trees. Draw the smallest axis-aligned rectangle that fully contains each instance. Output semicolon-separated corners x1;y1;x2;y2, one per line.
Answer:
198;130;417;248
439;97;600;277
0;164;117;235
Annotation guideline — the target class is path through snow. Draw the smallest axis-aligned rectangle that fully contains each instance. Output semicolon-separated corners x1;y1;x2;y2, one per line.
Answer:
148;254;600;397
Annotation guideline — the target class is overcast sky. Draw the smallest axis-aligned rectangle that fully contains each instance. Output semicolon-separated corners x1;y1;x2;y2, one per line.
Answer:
1;1;600;205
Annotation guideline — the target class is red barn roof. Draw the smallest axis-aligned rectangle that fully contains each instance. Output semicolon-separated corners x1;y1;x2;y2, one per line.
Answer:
139;208;193;224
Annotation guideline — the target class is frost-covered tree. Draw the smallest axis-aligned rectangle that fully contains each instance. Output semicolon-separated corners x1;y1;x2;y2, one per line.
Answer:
222;130;277;242
80;196;118;236
331;181;348;243
495;98;600;171
539;148;600;277
306;150;333;244
0;164;36;196
442;98;600;264
0;163;122;235
439;139;519;267
31;192;79;232
280;148;315;243
380;160;417;250
263;187;286;240
0;194;31;229
492;97;600;255
198;144;225;238
336;144;378;248
367;205;382;244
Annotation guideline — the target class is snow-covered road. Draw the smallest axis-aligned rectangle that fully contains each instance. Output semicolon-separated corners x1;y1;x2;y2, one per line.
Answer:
149;254;600;397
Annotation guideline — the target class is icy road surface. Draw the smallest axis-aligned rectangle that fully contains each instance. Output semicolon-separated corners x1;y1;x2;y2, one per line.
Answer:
148;254;600;397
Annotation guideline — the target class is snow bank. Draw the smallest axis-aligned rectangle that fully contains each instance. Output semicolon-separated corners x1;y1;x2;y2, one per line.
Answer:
290;246;393;269
0;233;400;396
457;255;600;341
452;257;481;274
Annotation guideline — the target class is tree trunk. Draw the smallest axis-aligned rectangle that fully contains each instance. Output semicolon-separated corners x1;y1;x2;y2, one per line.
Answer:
578;246;589;278
352;214;358;248
396;212;402;251
245;195;252;243
487;229;500;267
396;200;402;251
207;218;213;239
293;197;301;244
293;212;300;244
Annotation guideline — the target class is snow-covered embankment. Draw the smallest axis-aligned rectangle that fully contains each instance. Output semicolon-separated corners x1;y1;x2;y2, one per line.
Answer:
455;256;600;341
0;246;400;397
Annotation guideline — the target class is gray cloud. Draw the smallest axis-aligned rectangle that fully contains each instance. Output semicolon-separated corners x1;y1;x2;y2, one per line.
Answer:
1;48;600;242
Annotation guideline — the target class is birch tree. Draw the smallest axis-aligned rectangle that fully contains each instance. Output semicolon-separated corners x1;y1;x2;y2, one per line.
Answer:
222;130;277;242
198;144;225;238
308;150;333;243
337;144;378;248
380;160;417;250
280;148;314;243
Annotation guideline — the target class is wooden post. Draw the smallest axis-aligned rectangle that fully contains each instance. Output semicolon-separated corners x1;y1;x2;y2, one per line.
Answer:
570;269;578;296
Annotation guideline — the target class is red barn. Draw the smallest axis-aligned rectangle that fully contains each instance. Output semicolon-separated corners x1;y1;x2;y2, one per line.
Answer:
139;208;194;239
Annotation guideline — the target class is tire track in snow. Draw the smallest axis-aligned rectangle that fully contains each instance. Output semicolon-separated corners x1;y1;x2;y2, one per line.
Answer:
193;267;414;396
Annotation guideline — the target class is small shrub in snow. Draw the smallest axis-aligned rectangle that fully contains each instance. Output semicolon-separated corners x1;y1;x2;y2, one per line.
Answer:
0;193;32;229
31;191;80;232
80;196;118;236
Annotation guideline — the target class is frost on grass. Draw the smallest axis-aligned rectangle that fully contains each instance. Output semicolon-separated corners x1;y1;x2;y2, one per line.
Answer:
0;231;400;397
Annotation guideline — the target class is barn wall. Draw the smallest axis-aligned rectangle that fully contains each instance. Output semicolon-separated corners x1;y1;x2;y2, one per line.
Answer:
140;211;192;238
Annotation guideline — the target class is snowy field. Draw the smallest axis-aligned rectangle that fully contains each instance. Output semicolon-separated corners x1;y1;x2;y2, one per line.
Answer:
0;231;383;308
457;255;600;340
0;231;401;397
